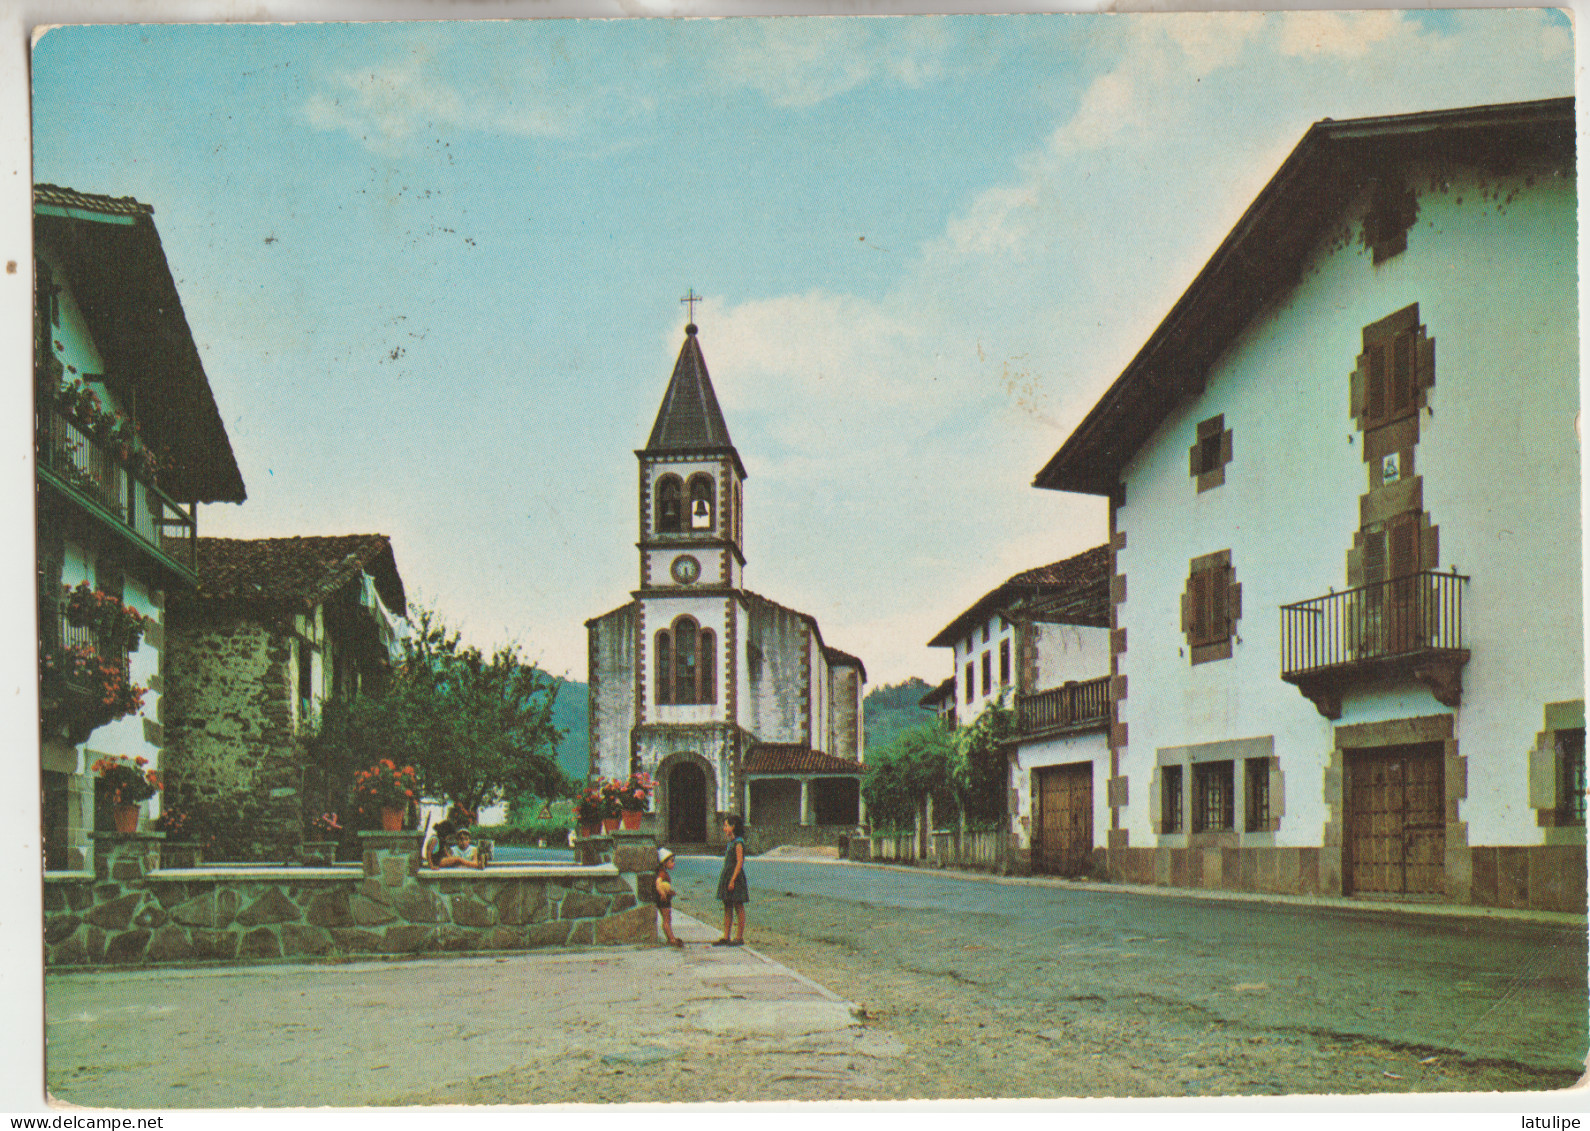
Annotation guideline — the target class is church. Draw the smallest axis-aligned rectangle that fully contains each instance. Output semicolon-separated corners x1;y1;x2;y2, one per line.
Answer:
586;319;866;850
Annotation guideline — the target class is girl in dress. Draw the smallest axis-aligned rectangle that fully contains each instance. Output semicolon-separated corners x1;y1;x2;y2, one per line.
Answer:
713;815;749;946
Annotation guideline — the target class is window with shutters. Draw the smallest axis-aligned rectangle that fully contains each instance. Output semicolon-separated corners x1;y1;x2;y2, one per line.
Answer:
1161;766;1184;833
1356;305;1432;432
981;651;992;697
1557;728;1586;825
1244;758;1272;832
1181;551;1239;664
1189;414;1233;492
999;639;1011;687
964;662;975;705
656;475;682;534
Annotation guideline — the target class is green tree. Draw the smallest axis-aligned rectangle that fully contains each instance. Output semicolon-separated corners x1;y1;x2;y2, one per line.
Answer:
862;722;957;832
309;608;569;821
951;699;1016;825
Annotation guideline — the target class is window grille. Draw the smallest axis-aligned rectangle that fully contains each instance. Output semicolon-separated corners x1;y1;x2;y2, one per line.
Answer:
1193;761;1234;833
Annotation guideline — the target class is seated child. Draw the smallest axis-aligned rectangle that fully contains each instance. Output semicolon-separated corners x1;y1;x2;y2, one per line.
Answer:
439;828;483;870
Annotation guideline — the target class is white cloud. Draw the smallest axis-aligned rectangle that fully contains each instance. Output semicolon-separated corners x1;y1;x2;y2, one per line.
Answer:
710;18;950;108
1277;11;1408;59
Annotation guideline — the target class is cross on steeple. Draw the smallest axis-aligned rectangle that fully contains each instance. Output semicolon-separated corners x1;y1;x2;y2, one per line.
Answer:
680;288;702;325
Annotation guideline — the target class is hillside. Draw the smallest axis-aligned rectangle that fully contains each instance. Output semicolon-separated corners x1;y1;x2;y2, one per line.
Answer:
548;678;590;784
864;676;941;755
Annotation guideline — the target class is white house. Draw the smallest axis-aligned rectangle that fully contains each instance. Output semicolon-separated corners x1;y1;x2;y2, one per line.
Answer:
926;546;1112;875
1033;98;1582;912
35;185;246;870
586;321;867;850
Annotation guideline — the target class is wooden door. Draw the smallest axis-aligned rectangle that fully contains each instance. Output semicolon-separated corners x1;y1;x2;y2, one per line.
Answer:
668;762;707;844
1034;762;1093;877
1346;744;1444;896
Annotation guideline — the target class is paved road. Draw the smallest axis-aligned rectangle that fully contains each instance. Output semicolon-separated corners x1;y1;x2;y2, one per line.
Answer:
667;854;1588;1092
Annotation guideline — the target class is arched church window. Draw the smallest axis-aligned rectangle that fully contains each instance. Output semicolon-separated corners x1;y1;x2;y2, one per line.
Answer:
688;474;714;531
698;628;717;705
655;629;673;705
672;616;699;705
657;476;682;534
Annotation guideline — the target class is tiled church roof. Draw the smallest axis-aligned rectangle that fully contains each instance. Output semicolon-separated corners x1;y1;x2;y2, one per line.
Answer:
194;534;406;614
743;744;863;775
644;324;737;455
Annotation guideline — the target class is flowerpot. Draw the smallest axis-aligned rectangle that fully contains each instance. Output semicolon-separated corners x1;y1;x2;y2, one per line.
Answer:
621;810;643;830
113;803;139;834
602;816;620;833
381;806;405;831
578;821;601;838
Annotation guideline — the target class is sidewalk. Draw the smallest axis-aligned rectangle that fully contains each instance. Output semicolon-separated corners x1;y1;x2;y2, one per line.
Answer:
42;910;891;1110
759;850;1585;926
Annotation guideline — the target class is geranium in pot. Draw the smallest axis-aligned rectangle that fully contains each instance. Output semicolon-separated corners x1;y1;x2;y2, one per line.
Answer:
351;760;419;831
575;785;604;837
92;755;160;833
619;772;653;830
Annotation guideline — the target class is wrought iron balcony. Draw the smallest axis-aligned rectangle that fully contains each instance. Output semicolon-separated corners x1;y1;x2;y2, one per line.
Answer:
37;404;197;578
1279;569;1469;719
1017;676;1110;737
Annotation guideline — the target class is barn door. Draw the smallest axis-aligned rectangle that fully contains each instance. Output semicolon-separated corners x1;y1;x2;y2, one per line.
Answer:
1346;743;1444;896
1034;762;1093;877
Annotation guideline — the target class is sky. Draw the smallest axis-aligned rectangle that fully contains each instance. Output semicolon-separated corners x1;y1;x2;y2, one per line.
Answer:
28;9;1575;690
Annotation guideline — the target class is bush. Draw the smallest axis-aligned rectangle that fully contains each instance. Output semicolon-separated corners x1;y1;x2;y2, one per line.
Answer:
472;817;575;847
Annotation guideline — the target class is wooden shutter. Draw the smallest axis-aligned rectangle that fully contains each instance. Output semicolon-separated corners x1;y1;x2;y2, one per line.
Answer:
1388;515;1420;579
1210;566;1230;643
1389;330;1415;417
1364;342;1388;426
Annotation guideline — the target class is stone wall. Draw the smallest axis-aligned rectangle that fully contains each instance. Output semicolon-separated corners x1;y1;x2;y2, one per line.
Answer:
44;831;661;968
164;609;302;857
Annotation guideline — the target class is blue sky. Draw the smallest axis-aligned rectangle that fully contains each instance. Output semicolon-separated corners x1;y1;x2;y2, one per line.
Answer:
30;10;1574;688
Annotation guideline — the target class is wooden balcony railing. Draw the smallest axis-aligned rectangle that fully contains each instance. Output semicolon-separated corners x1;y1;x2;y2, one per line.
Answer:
1017;676;1110;736
1280;569;1469;718
37;404;197;574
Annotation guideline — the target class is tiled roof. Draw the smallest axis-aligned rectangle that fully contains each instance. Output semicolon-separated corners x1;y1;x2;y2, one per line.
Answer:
194;535;405;613
35;184;153;218
825;647;864;672
743;744;863;775
928;543;1111;646
1034;98;1574;496
644;325;738;457
920;676;956;707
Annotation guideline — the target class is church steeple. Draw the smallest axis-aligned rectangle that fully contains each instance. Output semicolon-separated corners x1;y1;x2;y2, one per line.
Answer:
645;323;737;457
636;320;747;592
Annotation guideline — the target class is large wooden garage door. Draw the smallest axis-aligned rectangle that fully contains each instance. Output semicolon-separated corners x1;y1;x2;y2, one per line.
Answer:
1034;762;1092;877
1346;743;1445;896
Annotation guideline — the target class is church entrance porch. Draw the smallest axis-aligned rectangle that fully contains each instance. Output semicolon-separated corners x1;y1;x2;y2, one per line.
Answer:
666;761;708;845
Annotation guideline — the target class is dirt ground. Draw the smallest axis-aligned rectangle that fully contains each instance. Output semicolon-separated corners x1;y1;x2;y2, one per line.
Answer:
651;875;1586;1102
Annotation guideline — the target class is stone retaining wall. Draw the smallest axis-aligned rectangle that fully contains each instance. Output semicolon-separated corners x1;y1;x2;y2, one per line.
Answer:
44;830;662;967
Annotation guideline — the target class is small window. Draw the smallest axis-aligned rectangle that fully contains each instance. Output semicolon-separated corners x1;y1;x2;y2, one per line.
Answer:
1193;761;1234;833
1189;414;1232;492
1161;766;1184;834
1558;728;1586;824
981;652;991;697
1357;305;1430;432
982;624;990;644
1244;758;1271;832
999;640;1011;687
964;663;974;705
657;476;682;534
965;634;973;655
688;474;714;531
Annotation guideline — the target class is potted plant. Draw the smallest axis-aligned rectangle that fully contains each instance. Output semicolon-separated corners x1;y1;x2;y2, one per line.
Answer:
618;772;653;830
153;806;200;867
575;784;604;837
599;779;627;833
351;760;419;830
301;811;342;865
92;755;161;833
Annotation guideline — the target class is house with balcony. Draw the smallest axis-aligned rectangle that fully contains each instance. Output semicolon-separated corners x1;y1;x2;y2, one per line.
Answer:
926;545;1112;875
162;535;407;859
1033;98;1583;912
35;185;246;870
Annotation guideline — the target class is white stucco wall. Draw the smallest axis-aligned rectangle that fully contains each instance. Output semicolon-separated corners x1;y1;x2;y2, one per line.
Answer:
1032;623;1111;692
950;613;1017;722
1113;161;1580;852
1010;730;1111;850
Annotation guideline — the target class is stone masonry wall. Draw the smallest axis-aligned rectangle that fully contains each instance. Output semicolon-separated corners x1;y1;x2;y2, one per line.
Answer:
164;610;302;857
44;832;660;967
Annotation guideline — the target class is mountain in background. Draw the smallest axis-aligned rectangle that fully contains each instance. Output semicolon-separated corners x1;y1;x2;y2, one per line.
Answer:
549;679;590;784
863;676;941;756
544;676;941;783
